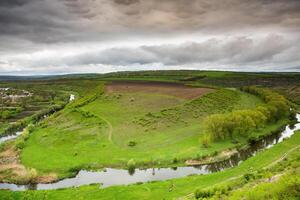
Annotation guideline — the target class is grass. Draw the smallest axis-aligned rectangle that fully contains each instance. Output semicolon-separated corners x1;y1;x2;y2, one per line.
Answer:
0;71;300;199
99;70;300;87
1;130;299;200
0;79;95;136
17;84;271;178
220;170;300;200
0;72;300;199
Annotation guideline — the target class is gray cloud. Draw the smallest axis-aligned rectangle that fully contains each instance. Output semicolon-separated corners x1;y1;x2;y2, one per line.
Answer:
64;34;299;66
0;0;300;74
114;0;140;6
4;34;299;73
2;0;300;44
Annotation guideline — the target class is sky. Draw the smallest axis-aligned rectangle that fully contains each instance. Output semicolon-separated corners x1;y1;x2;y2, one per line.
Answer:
0;0;300;75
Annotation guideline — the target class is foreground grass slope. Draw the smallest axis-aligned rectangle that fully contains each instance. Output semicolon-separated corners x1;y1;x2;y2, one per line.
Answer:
1;130;299;200
18;82;265;178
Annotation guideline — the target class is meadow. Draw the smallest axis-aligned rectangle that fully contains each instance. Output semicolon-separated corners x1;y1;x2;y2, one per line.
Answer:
0;71;299;199
17;81;270;177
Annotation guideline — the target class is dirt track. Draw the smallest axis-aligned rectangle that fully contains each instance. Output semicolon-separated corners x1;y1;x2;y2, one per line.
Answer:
105;81;214;100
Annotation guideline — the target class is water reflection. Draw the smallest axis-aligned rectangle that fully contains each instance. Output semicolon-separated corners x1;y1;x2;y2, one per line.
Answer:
0;129;25;144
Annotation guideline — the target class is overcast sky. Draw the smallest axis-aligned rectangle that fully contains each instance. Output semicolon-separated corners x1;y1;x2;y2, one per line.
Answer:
0;0;300;75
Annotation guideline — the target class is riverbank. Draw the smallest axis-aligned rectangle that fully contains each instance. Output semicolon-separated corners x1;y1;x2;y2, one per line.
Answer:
0;129;299;199
0;95;75;185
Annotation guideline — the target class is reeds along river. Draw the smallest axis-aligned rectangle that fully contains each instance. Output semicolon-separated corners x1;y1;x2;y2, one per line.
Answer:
0;114;299;191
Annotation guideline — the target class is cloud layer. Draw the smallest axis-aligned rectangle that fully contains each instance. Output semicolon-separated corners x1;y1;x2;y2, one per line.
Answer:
0;0;300;74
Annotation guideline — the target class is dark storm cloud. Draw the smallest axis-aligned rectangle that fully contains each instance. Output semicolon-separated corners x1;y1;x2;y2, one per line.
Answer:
0;0;300;74
0;0;76;45
0;0;27;8
2;0;300;44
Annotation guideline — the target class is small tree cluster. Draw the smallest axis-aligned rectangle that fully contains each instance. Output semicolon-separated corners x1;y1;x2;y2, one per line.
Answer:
205;109;267;141
204;87;290;141
71;84;104;108
241;86;290;120
195;186;229;199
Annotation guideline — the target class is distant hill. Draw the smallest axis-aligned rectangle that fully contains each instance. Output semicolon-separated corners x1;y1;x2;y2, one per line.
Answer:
0;73;100;81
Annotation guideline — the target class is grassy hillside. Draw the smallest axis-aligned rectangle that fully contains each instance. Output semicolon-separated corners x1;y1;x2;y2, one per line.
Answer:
0;71;299;199
17;81;267;178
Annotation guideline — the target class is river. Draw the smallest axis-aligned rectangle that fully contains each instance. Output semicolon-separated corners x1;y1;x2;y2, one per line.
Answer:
0;113;299;191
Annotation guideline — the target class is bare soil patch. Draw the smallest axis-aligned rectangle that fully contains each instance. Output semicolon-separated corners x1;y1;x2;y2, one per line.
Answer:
105;81;214;100
0;145;57;184
185;149;238;166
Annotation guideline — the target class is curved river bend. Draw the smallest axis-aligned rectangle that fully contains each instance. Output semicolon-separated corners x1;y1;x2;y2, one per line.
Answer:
0;114;299;191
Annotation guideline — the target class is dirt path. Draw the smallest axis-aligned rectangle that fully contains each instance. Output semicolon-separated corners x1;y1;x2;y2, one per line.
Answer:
99;116;113;142
265;144;300;169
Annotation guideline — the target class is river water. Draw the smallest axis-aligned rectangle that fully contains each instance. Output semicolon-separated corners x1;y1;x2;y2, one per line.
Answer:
0;114;299;191
0;129;25;144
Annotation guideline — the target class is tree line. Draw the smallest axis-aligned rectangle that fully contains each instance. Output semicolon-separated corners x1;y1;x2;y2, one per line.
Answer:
204;86;290;141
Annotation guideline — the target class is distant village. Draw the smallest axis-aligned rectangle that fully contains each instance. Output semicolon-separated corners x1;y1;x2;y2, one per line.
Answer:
0;88;32;103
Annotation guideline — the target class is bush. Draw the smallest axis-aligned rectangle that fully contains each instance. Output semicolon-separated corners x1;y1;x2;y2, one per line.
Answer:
27;124;34;133
25;168;38;183
195;188;213;199
173;157;178;163
201;134;211;148
127;159;136;175
128;140;136;147
16;140;26;149
243;173;255;182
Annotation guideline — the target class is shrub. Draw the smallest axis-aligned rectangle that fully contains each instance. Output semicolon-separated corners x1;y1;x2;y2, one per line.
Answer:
212;151;218;156
128;140;136;147
16;140;26;149
127;159;136;175
25;168;38;183
27;124;35;133
243;173;255;182
195;188;213;199
173;157;178;163
201;134;211;148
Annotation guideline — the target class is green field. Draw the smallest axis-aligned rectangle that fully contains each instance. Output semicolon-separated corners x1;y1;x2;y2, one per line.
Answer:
0;71;299;199
18;82;268;178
